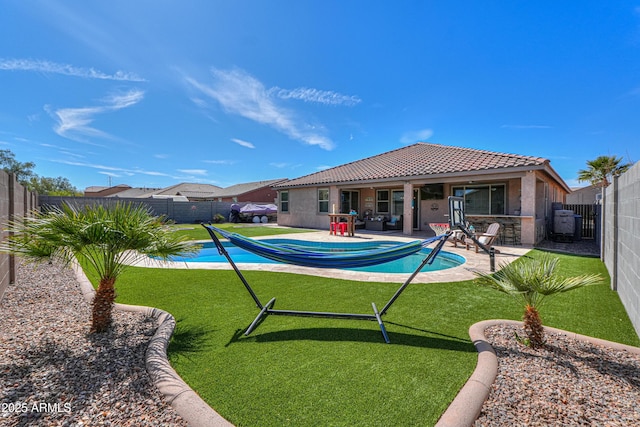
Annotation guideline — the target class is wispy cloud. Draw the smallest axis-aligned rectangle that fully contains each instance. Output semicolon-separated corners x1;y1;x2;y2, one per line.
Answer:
98;171;129;178
185;67;336;150
270;162;289;168
269;87;361;106
58;159;177;180
500;124;552;129
400;129;434;144
48;89;144;142
231;138;255;149
57;158;221;184
204;159;235;165
0;58;146;82
178;169;208;176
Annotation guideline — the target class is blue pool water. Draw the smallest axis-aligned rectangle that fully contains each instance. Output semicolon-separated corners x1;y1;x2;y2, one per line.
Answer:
169;239;465;274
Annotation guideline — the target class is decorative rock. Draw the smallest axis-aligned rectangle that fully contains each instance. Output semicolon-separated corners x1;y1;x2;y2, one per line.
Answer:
0;260;187;426
474;324;640;426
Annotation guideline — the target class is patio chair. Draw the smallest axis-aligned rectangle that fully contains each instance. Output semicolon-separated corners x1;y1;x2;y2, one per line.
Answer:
465;222;500;252
385;215;403;230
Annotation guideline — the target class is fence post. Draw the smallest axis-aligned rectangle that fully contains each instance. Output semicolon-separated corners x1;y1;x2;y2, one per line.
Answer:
8;174;15;285
610;176;618;291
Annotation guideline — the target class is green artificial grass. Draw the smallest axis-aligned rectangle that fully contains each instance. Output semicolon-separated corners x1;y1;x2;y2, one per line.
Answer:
166;223;315;241
85;247;639;427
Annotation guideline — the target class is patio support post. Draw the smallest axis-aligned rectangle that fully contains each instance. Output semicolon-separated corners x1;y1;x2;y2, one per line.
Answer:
403;181;413;235
520;171;537;245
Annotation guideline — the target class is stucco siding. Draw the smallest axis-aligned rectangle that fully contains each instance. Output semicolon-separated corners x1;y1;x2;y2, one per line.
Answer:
277;187;328;230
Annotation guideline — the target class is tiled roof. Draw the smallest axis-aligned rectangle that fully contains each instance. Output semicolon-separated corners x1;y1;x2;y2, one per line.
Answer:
212;179;288;197
176;191;217;198
154;183;222;195
275;143;549;187
106;188;162;198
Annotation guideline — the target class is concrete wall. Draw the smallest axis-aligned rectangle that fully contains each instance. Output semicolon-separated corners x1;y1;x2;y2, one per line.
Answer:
0;173;37;303
39;196;234;224
603;162;640;338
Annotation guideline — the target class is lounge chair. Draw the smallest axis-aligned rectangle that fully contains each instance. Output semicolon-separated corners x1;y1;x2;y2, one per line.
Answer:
465;222;500;252
385;215;403;230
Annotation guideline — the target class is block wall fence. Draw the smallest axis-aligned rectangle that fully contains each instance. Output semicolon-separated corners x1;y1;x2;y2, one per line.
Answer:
603;161;640;339
0;172;37;303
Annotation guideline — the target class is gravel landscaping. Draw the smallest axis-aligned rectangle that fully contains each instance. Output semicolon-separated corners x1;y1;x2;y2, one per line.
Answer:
0;260;187;426
474;324;640;426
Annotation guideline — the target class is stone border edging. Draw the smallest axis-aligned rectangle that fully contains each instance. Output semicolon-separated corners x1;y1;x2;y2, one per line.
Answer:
72;264;234;427
435;319;640;427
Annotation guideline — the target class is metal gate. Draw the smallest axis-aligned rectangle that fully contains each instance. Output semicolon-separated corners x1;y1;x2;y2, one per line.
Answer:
563;203;596;239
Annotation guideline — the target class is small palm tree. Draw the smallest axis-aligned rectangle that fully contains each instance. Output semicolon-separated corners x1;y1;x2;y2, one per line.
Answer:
2;202;198;333
475;254;601;348
577;155;632;188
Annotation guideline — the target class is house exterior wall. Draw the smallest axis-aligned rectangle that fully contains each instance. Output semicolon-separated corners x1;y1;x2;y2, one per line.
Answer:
218;187;279;203
276;171;568;245
567;185;600;204
276;187;329;229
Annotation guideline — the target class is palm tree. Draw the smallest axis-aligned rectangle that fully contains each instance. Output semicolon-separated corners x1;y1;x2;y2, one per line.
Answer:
577;155;632;188
475;254;601;348
2;202;198;333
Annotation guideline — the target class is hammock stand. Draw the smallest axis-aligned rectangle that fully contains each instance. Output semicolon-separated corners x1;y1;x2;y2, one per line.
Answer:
202;224;451;343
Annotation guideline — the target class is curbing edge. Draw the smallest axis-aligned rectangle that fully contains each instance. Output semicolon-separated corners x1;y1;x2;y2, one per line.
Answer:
435;319;640;427
72;263;234;427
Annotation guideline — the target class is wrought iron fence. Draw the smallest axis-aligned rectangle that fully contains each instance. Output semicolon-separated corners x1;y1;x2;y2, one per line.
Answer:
563;203;596;239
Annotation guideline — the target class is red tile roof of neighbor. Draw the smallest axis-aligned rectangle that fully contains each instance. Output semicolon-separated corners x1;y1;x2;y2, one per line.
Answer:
275;143;550;188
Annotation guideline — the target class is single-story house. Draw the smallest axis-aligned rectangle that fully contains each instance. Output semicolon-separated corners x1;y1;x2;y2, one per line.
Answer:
566;184;601;204
273;142;571;245
208;179;288;203
84;180;285;203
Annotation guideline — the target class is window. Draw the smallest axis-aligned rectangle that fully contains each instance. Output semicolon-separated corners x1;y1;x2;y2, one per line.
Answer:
391;190;404;216
376;190;389;213
318;188;329;213
280;191;289;213
452;184;506;215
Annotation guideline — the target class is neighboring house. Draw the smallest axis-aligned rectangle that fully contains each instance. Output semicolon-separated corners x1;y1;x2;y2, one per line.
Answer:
273;143;572;245
566;185;601;204
84;184;136;197
209;179;287;203
148;183;222;199
82;180;286;203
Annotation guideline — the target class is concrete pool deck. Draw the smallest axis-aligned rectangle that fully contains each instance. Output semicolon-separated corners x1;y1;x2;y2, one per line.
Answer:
132;228;532;283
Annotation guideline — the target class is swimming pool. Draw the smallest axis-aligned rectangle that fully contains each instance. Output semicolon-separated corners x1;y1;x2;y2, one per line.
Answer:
169;239;465;273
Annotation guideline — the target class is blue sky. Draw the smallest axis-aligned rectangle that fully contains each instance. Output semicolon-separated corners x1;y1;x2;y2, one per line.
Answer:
1;1;639;191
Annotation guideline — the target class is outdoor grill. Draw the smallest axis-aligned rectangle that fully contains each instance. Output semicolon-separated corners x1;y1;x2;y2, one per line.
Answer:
553;209;575;241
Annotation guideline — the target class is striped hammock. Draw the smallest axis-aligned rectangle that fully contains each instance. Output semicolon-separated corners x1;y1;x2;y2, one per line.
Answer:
203;225;449;269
